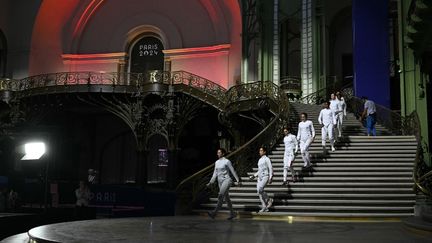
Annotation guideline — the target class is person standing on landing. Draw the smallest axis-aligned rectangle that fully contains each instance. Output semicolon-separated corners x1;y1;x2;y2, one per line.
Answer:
206;148;240;220
318;101;337;152
360;96;377;136
249;146;273;212
297;113;315;168
282;126;298;185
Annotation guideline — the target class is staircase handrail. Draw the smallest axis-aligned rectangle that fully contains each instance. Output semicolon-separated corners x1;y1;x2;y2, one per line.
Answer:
340;89;432;197
175;113;284;210
409;111;432;197
0;78;20;91
170;71;227;105
298;86;328;105
343;95;408;136
175;81;289;212
224;81;279;105
298;79;355;105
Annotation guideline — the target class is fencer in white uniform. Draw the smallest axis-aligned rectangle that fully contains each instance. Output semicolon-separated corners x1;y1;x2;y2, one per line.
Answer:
330;93;343;138
297;113;315;168
207;148;240;220
336;92;347;137
282;127;298;185
250;147;273;212
318;101;337;152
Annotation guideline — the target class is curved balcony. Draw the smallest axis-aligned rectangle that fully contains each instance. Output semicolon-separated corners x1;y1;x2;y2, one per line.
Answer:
279;76;301;100
0;71;227;111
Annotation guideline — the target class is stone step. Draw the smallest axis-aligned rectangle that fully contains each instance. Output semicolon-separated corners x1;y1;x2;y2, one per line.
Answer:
194;209;414;217
274;205;413;212
198;102;418;217
228;192;416;198
237;182;413;187
229;187;413;193
251;167;412;172
202;204;414;214
208;198;416;205
268;154;415;158
276;141;415;145
201;203;413;212
239;176;413;182
278;135;415;139
273;146;417;151
257;211;414;217
275;140;417;144
270;150;416;154
268;162;413;167
246;171;412;176
267;158;414;162
306;126;387;130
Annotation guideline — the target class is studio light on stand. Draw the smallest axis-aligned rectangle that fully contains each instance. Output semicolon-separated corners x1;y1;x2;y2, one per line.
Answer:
21;141;49;212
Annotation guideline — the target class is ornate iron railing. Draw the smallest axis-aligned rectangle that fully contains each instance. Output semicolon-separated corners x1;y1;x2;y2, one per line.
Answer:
0;78;19;91
298;76;353;105
170;71;226;103
343;95;408;135
280;76;302;101
175;114;285;213
175;81;290;213
409;112;432;197
299;84;431;197
225;81;279;103
2;73;292;209
299;86;328;104
340;87;432;197
0;71;228;110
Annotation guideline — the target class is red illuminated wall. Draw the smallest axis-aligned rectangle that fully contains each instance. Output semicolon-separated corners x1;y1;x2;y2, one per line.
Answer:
29;0;80;75
29;0;242;88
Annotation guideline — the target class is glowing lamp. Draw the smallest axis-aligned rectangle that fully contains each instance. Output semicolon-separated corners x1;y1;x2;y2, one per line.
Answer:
21;142;46;160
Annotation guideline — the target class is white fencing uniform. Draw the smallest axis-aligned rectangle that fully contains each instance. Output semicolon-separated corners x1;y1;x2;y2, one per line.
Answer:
330;99;343;137
208;157;239;216
337;98;347;137
254;155;273;209
318;108;336;148
283;134;298;182
297;120;315;167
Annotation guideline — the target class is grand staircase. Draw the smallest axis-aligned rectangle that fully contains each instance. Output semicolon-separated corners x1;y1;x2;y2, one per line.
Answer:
200;102;417;217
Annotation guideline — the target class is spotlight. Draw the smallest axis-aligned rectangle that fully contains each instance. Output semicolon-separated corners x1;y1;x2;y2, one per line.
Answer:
21;142;46;160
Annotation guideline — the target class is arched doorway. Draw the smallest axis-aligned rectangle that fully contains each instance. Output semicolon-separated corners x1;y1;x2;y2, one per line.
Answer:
129;36;164;74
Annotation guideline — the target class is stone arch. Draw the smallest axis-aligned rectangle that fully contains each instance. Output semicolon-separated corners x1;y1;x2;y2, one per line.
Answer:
125;26;168;73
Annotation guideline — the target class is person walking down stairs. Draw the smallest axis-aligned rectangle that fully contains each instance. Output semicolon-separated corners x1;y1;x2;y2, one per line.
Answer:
318;101;337;153
282;126;298;185
330;93;343;138
297;113;315;169
206;148;240;220
249;146;274;212
336;91;347;137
